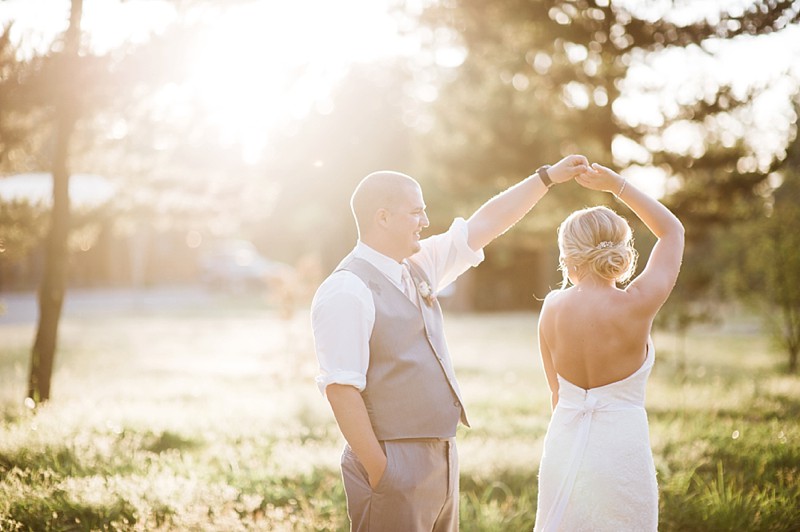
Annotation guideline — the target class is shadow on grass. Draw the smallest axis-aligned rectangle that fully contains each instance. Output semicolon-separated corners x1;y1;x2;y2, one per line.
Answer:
458;440;800;532
0;429;204;483
660;461;800;532
142;430;203;454
655;399;800;532
459;469;537;531
243;469;348;531
0;446;92;478
0;486;138;531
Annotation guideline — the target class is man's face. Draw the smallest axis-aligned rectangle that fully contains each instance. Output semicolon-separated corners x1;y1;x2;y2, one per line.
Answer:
386;183;429;259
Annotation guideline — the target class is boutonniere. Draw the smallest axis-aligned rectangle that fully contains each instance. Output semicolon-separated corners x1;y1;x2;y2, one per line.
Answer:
417;281;436;306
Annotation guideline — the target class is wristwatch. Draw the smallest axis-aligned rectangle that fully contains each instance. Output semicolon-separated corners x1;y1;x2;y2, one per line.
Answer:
536;165;555;188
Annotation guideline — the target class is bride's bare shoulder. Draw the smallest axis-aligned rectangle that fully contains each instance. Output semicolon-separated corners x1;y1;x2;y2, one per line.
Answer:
541;287;572;310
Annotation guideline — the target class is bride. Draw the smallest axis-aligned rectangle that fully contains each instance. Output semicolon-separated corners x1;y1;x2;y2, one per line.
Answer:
533;163;684;531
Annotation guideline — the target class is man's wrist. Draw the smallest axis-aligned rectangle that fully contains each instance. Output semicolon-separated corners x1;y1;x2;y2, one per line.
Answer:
536;165;555;189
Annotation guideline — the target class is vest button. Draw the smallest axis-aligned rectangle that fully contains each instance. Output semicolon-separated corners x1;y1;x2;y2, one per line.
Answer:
453;401;461;407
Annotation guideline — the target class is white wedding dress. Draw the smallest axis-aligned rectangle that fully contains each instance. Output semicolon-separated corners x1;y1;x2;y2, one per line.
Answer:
533;340;658;532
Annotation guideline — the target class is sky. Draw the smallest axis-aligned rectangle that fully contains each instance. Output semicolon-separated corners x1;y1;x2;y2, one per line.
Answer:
1;0;799;196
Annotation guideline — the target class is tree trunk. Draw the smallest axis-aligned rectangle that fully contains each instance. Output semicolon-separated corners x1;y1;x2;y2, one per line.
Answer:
27;0;82;404
792;303;799;374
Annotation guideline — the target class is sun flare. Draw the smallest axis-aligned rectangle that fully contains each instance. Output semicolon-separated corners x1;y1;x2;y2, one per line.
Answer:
0;0;402;163
177;1;401;162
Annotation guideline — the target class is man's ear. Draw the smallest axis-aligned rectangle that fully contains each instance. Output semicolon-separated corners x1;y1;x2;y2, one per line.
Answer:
375;207;391;228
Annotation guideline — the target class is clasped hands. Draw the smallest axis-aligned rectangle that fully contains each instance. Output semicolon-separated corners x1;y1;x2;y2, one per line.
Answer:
546;154;626;195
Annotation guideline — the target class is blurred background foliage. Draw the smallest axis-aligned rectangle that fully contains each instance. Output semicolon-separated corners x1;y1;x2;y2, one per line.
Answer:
0;3;799;529
0;0;799;372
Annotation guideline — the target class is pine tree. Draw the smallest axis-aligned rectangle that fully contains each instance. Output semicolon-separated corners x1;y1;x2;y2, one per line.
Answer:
410;0;800;308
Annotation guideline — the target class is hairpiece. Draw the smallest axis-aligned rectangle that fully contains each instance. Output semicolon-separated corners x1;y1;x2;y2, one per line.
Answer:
597;241;615;249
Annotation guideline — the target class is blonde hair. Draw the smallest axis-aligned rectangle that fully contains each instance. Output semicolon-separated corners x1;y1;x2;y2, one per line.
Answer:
557;206;638;288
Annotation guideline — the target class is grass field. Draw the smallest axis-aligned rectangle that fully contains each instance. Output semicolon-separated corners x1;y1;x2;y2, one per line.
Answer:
0;292;798;531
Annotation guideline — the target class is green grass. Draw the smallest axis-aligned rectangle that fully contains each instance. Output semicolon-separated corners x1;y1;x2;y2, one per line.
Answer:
0;297;798;531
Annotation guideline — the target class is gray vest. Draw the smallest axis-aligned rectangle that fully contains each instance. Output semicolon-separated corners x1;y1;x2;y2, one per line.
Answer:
340;257;469;440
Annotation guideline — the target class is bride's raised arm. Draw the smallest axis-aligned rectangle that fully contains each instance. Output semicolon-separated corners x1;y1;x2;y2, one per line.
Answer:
576;163;685;314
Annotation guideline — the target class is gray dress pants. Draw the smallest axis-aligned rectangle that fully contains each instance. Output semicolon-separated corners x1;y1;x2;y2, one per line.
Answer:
341;438;459;531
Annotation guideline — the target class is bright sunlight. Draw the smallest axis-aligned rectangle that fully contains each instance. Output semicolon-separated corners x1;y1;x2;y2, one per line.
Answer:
1;0;404;163
182;0;404;162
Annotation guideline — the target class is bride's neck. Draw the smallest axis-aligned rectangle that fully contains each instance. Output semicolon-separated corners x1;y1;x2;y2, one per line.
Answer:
574;274;615;289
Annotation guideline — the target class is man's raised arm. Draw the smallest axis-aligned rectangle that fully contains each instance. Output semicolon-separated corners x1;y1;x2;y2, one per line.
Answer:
466;155;588;251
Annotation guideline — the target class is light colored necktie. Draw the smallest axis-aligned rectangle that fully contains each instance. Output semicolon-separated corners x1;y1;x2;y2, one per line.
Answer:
400;263;418;307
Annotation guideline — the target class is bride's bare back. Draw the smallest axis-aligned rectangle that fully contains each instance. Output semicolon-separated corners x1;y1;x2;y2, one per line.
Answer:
540;284;652;390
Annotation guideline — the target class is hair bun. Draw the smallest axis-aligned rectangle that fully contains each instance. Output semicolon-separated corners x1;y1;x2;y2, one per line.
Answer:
588;245;635;282
557;206;639;287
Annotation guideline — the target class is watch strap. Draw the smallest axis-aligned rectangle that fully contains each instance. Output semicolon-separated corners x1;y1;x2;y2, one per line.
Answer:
536;165;555;188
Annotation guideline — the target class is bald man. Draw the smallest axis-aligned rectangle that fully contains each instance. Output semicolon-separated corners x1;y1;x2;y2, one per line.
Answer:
311;156;588;531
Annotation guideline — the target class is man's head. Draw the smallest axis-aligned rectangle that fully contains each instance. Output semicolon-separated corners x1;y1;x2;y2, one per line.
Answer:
350;171;430;262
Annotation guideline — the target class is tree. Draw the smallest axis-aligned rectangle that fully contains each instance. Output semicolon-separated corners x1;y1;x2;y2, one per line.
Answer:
0;24;37;169
728;102;800;373
17;1;208;403
408;0;800;307
0;26;46;292
27;0;84;404
733;181;800;373
413;0;799;187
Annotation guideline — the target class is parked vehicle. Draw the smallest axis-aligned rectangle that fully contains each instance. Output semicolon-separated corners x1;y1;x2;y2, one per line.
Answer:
199;240;290;292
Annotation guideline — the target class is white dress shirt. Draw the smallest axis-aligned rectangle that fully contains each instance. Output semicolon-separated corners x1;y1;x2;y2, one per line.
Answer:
311;217;485;395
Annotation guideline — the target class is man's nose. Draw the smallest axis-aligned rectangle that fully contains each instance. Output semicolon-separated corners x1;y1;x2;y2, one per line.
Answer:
421;212;430;228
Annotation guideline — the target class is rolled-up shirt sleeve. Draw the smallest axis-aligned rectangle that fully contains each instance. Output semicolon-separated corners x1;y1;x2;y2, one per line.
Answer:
413;217;485;292
311;271;374;396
